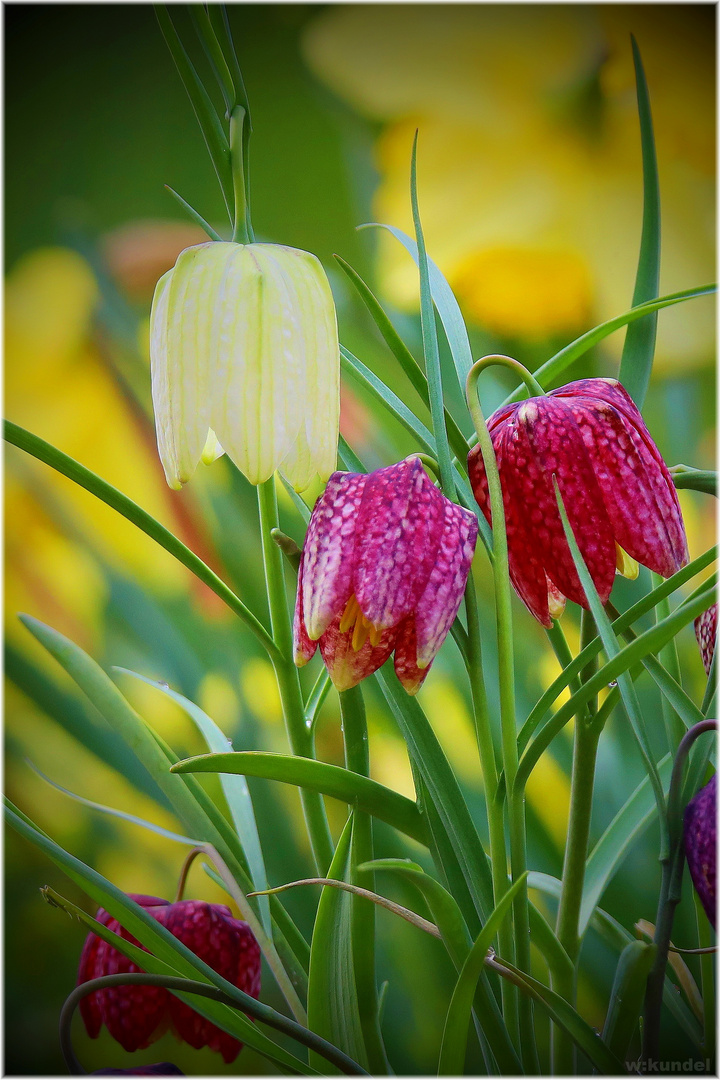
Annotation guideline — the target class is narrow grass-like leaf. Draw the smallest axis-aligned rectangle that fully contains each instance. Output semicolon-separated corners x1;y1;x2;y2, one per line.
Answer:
155;4;234;220
360;223;474;390
5;801;318;1074
487;954;625;1074
552;480;666;838
529;872;704;1049
164;184;223;240
334;255;469;460
438;872;528;1076
602;939;657;1061
4;421;278;658
170;750;430;846
618;37;661;408
308;817;368;1072
188;5;236;114
581;754;673;935
375;668;494;924
500;285;715;408
516;583;715;791
116;668;271;936
518;547;716;754
527;902;574;984
305;668;332;730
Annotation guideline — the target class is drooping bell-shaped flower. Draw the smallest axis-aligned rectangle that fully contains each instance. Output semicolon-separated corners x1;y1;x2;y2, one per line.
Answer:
78;895;261;1064
293;456;478;693
467;378;688;627
684;774;717;929
695;603;717;676
150;241;340;492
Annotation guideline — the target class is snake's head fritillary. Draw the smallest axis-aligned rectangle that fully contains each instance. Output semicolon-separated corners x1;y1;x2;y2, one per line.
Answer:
695;603;717;676
468;378;688;626
684;774;717;930
293;456;478;693
150;241;339;492
77;895;260;1064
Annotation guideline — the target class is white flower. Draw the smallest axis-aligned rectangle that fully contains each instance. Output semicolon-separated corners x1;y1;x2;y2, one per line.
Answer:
150;241;340;492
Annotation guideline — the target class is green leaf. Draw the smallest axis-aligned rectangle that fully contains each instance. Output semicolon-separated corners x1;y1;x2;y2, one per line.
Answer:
438;872;529;1076
116;668;271;936
333;255;470;460
518;547;716;755
170;749;430;846
409;134;456;497
374;668;495;926
360;223;473;393
603;940;658;1061
618;37;661;408
516;581;716;792
5;800;319;1075
154;4;234;221
500;284;715;408
581;755;673;935
487;954;625;1075
308;816;368;1072
4;421;277;658
552;482;667;836
164;184;224;240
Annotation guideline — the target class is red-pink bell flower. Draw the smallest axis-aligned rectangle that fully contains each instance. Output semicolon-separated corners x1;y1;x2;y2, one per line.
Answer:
468;378;688;627
293;456;478;693
684;774;717;930
695;603;717;675
77;896;261;1064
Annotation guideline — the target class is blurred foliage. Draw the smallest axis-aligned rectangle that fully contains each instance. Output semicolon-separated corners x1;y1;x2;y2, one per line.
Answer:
4;4;716;1075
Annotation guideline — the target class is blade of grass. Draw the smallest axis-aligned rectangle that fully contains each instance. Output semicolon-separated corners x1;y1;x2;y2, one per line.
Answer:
618;37;661;408
4;421;278;660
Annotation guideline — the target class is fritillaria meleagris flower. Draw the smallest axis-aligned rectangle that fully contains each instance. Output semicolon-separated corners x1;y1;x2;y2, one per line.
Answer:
467;378;688;626
695;603;718;676
150;241;340;492
293;456;478;693
78;896;261;1064
684;774;717;929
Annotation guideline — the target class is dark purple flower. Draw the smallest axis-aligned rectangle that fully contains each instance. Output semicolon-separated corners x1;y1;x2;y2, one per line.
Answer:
695;603;717;675
684;774;717;929
293;456;478;693
468;378;688;626
78;895;261;1064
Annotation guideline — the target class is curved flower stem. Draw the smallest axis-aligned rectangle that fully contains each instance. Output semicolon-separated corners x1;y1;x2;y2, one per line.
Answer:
61;973;368;1076
230;104;251;244
257;478;333;874
173;845;205;902
340;686;388;1074
466;359;536;1069
642;719;717;1065
469;353;546;400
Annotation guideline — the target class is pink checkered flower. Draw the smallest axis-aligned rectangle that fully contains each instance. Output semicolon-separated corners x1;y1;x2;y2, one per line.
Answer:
468;378;688;627
77;896;261;1064
684;774;717;930
695;603;717;676
293;456;478;694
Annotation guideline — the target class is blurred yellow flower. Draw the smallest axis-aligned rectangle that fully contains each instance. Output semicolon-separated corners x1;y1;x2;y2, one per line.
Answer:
303;5;715;367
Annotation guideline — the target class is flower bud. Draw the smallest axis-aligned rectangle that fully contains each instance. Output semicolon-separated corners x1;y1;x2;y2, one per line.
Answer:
150;242;340;492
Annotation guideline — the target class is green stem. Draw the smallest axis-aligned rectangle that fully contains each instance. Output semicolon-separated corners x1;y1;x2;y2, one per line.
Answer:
257;478;333;874
553;718;602;1074
464;575;516;1030
466;358;536;1069
230;105;250;243
470;353;545;399
340;687;388;1074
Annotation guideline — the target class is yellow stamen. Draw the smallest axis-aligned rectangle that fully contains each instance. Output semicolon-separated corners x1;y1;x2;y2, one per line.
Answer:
352;617;371;652
615;543;639;581
368;623;383;648
339;594;361;634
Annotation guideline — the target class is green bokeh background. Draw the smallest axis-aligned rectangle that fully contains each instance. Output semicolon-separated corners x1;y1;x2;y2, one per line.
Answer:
4;4;715;1076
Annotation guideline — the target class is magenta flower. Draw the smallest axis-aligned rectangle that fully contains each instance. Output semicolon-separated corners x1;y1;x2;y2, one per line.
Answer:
684;774;717;929
293;456;478;693
77;896;261;1064
695;603;717;675
467;378;688;626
